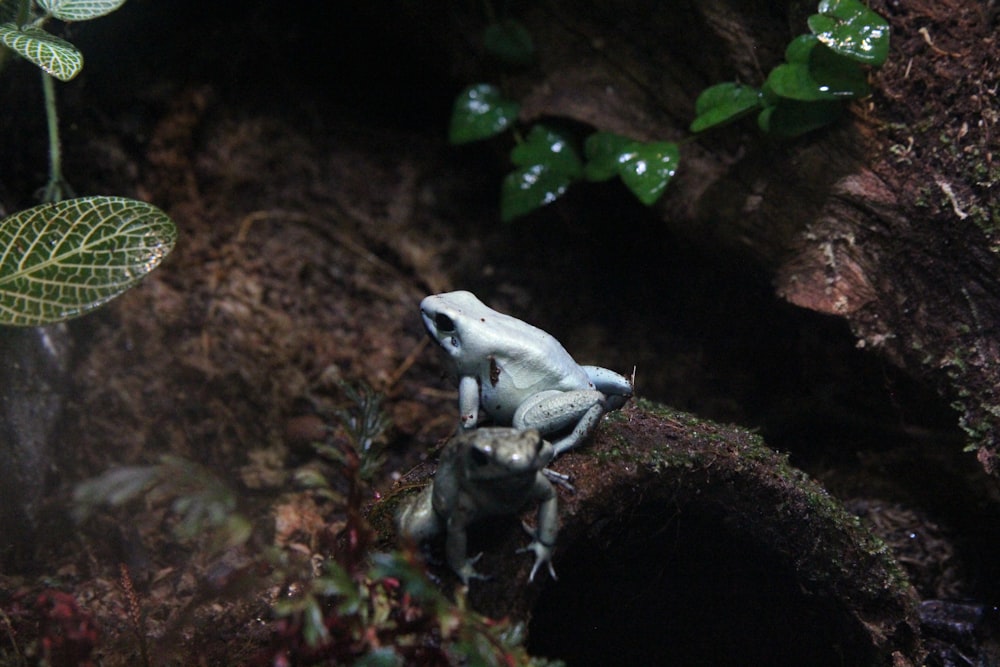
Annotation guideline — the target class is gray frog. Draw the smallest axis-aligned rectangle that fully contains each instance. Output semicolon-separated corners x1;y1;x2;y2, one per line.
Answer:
396;427;558;583
420;290;633;457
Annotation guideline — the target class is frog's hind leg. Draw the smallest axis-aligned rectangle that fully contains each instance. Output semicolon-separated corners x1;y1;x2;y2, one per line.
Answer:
548;403;605;456
582;365;633;410
396;485;440;539
513;389;606;457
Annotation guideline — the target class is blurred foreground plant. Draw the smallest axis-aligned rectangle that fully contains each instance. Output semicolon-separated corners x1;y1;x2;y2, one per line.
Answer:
72;381;560;664
73;455;252;556
270;381;561;665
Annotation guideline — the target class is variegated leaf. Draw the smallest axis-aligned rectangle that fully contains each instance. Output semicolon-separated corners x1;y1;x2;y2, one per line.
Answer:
0;196;177;326
0;22;82;80
37;0;127;22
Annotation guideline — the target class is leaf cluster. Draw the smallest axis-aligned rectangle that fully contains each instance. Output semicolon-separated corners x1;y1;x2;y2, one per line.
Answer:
451;84;679;222
448;0;890;221
690;0;890;137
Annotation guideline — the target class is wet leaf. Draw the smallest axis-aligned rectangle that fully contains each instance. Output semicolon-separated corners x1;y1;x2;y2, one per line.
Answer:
758;99;843;137
785;34;820;64
509;125;582;178
808;0;890;66
500;163;575;222
584;133;679;204
616;141;679;205
690;82;763;132
0;196;177;326
765;46;868;102
449;84;520;144
809;43;870;95
0;23;82;80
37;0;127;22
583;131;632;181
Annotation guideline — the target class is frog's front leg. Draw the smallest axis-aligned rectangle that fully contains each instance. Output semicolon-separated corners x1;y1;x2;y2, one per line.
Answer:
445;512;487;584
518;474;558;581
457;375;480;429
513;389;608;456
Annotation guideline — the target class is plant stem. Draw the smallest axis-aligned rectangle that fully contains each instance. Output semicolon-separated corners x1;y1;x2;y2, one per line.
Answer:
16;0;31;24
41;70;72;202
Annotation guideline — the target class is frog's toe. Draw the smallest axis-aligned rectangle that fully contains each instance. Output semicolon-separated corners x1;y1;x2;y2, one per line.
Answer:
518;543;557;582
517;533;557;582
603;392;631;411
542;467;575;492
530;554;558;582
456;553;490;584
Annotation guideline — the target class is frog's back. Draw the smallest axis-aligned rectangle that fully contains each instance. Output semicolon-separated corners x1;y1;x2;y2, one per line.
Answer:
445;295;583;380
478;317;592;421
427;291;594;419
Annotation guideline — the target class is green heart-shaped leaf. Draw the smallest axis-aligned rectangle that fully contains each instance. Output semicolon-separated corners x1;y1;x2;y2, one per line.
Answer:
448;84;520;145
500;164;576;222
785;34;820;64
0;196;177;326
510;125;583;178
690;82;763;133
0;23;82;80
617;141;679;205
583;131;632;181
483;20;535;66
758;99;843;137
37;0;127;22
811;43;871;95
766;47;868;102
808;0;890;66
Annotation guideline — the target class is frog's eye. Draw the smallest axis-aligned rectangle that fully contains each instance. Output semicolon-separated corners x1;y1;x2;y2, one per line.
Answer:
434;313;456;333
469;447;491;467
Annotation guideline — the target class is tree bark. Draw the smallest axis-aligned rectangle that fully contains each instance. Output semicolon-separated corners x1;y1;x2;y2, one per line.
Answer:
480;0;1000;473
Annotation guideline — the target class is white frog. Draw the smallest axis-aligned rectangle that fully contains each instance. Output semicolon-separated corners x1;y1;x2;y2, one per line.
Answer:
420;290;633;457
396;427;558;583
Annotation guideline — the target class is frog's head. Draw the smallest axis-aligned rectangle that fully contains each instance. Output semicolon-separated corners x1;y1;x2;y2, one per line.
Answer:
462;427;552;480
420;290;488;360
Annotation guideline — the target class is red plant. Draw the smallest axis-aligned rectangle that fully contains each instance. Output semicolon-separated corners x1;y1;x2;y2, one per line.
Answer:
3;589;100;667
35;590;100;667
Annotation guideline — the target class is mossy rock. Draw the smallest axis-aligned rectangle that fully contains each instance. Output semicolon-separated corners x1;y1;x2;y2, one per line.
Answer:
373;400;922;666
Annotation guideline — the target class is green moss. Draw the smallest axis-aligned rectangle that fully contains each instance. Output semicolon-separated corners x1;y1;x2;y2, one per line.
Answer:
636;400;913;599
